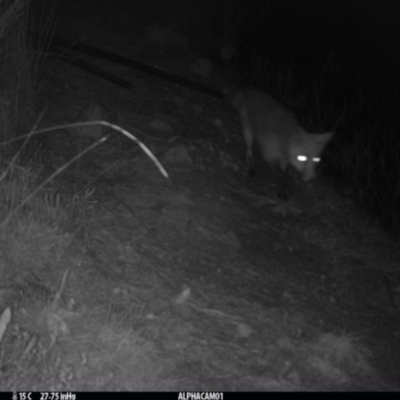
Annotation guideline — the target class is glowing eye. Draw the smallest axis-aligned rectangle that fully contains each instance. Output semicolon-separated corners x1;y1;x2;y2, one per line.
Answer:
313;157;321;163
297;155;307;162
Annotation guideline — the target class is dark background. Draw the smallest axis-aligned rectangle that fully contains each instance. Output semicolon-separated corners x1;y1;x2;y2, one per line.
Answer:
52;0;400;126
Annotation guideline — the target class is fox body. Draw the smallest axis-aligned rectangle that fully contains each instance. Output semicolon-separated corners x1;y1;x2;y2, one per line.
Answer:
229;88;334;181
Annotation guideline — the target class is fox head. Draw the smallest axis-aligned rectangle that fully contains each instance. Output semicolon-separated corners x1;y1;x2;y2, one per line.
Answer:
288;131;334;181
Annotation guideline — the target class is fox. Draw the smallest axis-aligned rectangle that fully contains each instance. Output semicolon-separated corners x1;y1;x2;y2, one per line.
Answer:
228;88;334;182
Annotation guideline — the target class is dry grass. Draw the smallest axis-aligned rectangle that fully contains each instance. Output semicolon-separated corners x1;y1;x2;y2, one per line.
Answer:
0;122;395;390
0;0;34;143
0;0;55;147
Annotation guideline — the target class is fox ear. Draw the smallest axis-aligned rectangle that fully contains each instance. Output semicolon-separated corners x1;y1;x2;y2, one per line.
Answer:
317;131;334;144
